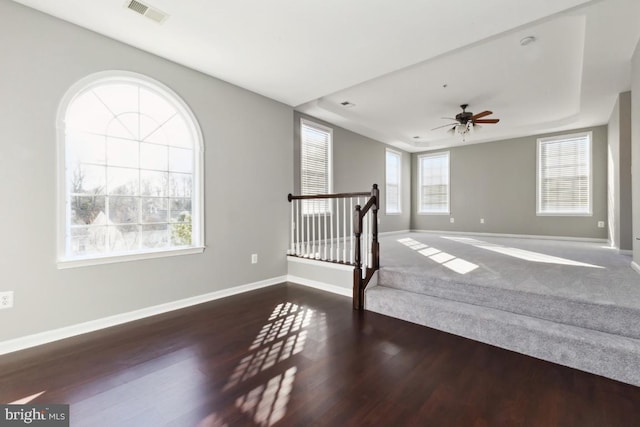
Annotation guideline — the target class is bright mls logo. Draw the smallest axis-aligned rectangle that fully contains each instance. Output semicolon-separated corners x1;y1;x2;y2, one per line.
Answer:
1;404;69;426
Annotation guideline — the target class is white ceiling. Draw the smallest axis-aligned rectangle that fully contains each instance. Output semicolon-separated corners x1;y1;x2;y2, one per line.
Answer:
11;0;640;152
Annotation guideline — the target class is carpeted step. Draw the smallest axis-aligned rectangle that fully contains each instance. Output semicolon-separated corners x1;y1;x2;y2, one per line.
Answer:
365;285;640;386
377;267;640;340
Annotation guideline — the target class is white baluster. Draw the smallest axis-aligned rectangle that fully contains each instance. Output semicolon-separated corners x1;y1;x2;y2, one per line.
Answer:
343;196;347;262
290;200;294;255
303;200;310;257
323;202;327;260
312;201;316;258
350;197;354;264
336;198;341;262
296;200;300;255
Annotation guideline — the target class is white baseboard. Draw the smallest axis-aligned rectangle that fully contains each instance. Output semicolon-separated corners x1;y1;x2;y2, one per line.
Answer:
0;275;287;356
379;229;411;236
287;275;352;297
631;261;640;275
410;229;607;243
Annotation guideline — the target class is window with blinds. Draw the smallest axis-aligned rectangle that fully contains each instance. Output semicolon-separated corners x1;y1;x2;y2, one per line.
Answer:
537;132;592;215
418;151;450;214
385;149;401;214
300;119;332;214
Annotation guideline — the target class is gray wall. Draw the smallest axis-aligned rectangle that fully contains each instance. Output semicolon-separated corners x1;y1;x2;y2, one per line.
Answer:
411;126;608;239
293;112;411;233
0;2;293;341
633;40;640;265
607;92;633;250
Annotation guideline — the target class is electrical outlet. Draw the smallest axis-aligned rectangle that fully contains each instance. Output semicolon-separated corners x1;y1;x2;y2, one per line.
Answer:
480;218;485;224
450;217;455;223
251;254;258;264
597;221;605;228
0;291;14;309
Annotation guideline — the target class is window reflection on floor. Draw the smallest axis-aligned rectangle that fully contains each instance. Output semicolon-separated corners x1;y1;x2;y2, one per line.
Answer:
398;238;479;274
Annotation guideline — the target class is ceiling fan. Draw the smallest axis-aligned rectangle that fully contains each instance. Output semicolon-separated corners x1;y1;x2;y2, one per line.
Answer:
432;104;500;140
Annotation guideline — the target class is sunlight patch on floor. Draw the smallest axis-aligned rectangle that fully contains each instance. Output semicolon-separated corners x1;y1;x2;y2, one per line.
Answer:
398;238;479;274
441;236;604;268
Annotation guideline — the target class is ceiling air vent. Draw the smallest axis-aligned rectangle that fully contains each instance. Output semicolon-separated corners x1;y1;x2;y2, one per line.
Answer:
125;0;169;24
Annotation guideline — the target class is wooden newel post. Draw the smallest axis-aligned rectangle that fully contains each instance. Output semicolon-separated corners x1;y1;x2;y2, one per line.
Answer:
371;184;380;270
353;205;363;310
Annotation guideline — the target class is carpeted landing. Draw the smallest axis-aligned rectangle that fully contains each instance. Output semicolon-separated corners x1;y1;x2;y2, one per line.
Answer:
365;232;640;386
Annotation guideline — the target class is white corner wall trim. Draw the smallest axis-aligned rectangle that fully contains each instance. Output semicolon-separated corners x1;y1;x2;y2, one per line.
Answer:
0;275;287;356
631;261;640;275
411;229;608;243
287;256;354;271
287;275;352;297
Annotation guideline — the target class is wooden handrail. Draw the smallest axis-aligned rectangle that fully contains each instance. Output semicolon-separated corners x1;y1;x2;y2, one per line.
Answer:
288;191;371;201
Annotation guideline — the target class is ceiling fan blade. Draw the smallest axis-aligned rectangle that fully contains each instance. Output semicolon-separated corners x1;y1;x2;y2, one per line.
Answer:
471;110;493;120
473;118;500;124
431;122;459;130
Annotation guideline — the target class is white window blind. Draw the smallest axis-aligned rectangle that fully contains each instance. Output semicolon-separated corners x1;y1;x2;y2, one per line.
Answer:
385;149;401;214
537;132;591;215
418;152;450;214
301;119;332;214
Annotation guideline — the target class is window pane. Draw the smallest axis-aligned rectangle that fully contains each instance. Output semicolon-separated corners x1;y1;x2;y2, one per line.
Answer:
170;173;192;198
107;136;139;168
141;197;168;223
142;224;169;249
70;226;106;256
65;91;113;134
538;134;591;214
140;88;176;129
107;167;139;196
170;198;192;222
386;150;401;213
141;170;168;197
71;195;106;225
171;221;192;246
108;196;139;224
109;225;140;252
70;164;106;195
140;142;168;171
301;120;331;214
67;132;106;165
169;147;193;173
419;152;449;213
93;84;139;117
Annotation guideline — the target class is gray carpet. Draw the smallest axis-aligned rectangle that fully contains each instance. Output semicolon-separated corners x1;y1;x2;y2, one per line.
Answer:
366;232;640;386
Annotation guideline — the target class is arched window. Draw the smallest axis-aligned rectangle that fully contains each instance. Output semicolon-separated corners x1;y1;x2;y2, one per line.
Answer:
57;71;204;267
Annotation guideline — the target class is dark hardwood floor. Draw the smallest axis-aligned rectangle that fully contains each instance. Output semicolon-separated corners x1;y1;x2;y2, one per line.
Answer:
1;283;640;426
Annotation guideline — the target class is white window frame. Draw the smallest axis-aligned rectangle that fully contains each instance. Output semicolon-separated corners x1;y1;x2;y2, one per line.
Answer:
385;148;402;214
417;151;450;215
56;70;205;269
536;131;592;216
300;118;333;215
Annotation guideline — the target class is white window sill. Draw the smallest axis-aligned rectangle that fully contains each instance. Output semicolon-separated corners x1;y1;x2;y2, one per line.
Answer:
57;246;206;269
417;211;450;215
